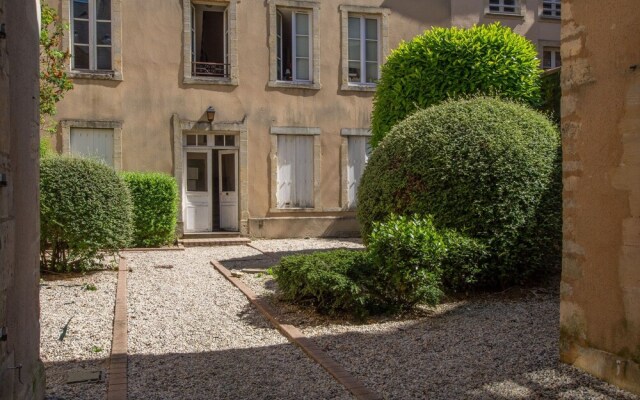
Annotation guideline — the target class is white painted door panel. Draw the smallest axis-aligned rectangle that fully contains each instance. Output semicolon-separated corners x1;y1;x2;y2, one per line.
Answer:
183;150;212;232
219;150;238;231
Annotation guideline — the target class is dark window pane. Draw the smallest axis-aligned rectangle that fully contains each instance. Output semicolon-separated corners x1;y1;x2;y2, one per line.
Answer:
198;135;207;146
97;47;112;70
186;135;197;146
225;135;235;146
348;61;361;82
504;0;515;5
215;135;224;146
555;51;562;67
73;20;89;44
221;153;235;192
96;0;111;20
365;19;377;40
97;22;111;45
348;17;360;40
73;0;89;18
73;45;89;69
186;152;207;192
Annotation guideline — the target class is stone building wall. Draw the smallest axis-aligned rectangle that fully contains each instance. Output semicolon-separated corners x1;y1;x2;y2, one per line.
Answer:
0;0;45;398
560;0;640;394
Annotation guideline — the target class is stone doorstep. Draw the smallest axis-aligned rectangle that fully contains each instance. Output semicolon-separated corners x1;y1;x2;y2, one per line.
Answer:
179;237;251;247
210;259;383;400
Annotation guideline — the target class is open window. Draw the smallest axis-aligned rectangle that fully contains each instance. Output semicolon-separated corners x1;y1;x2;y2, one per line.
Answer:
276;8;312;82
191;3;229;78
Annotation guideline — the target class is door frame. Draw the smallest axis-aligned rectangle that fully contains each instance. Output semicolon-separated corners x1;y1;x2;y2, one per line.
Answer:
173;116;248;236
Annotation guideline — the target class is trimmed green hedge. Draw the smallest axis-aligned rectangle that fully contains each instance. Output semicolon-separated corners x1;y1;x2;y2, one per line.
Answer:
358;97;561;287
40;157;133;271
121;172;178;248
371;23;541;146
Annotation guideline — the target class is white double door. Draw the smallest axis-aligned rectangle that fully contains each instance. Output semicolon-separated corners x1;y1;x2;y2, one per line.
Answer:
184;149;238;232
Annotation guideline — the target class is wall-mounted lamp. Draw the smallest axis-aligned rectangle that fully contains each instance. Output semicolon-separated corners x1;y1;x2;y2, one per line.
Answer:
206;106;216;123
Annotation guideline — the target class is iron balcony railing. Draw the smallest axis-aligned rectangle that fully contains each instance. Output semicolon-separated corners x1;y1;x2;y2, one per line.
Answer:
193;62;230;78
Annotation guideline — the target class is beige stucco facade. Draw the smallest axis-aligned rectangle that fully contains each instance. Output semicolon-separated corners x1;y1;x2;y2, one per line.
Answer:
560;0;640;395
0;0;45;399
50;0;559;238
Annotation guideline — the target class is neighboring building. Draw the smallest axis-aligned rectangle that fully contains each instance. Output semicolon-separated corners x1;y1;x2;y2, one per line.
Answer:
0;0;45;399
50;0;559;238
560;0;640;395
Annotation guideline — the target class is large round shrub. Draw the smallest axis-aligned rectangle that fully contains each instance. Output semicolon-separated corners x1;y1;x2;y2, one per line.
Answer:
40;157;133;271
371;23;541;146
122;172;178;248
358;98;561;286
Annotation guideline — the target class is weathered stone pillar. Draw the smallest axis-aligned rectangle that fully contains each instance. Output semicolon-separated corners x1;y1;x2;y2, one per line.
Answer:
0;0;45;398
560;0;640;395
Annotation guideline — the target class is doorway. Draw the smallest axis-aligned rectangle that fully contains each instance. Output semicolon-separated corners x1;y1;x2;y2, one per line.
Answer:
183;133;239;233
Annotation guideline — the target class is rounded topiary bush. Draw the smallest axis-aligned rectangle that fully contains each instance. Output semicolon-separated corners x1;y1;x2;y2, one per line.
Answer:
371;23;541;146
40;157;133;271
358;97;561;286
121;172;178;248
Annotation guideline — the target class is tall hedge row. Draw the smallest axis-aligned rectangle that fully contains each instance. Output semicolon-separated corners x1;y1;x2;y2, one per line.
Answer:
371;23;541;146
121;172;178;247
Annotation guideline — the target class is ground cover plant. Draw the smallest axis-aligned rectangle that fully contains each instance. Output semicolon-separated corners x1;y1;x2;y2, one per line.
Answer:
122;172;178;247
40;156;133;271
359;97;561;288
371;23;541;146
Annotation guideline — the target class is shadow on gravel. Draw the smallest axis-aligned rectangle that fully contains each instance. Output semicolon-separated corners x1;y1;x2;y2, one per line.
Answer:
44;358;109;400
234;290;639;400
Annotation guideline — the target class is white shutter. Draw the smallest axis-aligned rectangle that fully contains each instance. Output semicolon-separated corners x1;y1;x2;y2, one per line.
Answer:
347;136;370;208
70;127;114;167
277;135;313;208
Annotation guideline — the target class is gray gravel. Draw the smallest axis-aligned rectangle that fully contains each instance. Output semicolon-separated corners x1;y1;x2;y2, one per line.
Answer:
40;270;117;400
125;248;352;400
229;239;640;400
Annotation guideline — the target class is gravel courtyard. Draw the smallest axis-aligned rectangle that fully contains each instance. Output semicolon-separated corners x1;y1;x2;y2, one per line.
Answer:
40;239;640;399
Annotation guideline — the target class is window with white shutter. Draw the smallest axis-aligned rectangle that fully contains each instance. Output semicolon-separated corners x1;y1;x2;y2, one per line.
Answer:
70;127;115;167
277;135;314;208
347;136;371;209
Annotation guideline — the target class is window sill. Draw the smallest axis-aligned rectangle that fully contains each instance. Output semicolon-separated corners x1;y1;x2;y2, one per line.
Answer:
484;11;525;19
268;208;350;214
340;83;377;92
69;70;123;81
268;80;321;90
538;14;561;22
183;76;238;86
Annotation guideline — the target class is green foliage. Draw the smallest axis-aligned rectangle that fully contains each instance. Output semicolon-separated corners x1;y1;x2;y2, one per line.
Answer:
39;137;54;158
121;172;178;247
362;215;445;310
40;0;73;132
371;23;541;146
539;68;561;126
358;97;561;287
272;250;370;316
40;157;133;272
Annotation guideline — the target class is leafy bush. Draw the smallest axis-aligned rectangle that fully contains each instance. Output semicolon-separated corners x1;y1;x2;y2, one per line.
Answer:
371;23;541;146
358;97;561;287
40;157;133;271
272;250;370;316
121;172;178;247
39;137;53;158
361;215;445;310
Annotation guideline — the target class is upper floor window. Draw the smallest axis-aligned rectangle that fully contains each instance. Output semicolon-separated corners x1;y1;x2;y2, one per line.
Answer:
541;0;561;18
543;47;561;69
71;0;112;70
277;9;312;82
339;5;389;92
182;0;238;85
347;15;379;85
191;3;229;78
268;1;320;90
487;0;521;15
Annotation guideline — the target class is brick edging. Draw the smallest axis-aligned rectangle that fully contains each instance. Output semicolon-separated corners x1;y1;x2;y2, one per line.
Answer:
107;258;128;400
210;260;382;400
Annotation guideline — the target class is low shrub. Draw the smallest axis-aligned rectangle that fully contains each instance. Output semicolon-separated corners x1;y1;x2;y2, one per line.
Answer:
272;250;370;316
39;137;53;158
121;172;178;247
371;23;541;146
40;156;133;271
362;215;445;311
